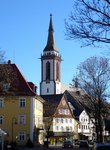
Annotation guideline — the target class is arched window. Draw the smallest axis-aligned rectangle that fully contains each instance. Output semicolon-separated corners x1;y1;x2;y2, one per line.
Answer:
47;88;49;93
46;61;50;80
56;62;59;80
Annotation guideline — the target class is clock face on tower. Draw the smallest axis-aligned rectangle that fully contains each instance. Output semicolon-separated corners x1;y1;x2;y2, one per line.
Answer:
62;100;66;106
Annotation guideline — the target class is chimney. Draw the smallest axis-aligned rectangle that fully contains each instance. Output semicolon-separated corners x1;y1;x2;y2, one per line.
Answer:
8;60;11;64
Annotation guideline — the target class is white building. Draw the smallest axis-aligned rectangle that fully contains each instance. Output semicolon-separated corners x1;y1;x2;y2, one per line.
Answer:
41;93;78;145
78;110;94;140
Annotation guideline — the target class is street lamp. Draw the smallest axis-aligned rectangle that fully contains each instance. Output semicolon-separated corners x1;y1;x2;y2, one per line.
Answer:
12;117;17;149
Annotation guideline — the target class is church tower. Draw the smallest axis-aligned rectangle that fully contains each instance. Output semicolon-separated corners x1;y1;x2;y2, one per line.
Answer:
40;14;62;95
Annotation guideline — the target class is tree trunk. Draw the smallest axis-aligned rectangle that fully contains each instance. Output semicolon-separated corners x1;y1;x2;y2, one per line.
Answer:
99;117;104;142
96;124;100;142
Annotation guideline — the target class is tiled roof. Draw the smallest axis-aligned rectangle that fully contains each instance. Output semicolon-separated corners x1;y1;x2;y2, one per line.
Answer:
0;63;36;96
41;94;63;117
64;90;84;119
43;14;58;52
41;91;85;119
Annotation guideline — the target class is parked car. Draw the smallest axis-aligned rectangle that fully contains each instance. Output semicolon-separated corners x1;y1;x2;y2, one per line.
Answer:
89;140;94;145
62;141;73;148
93;143;110;150
79;140;89;148
75;140;80;146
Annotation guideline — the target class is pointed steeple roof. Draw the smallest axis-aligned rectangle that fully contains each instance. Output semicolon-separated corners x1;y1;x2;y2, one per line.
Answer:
44;14;58;52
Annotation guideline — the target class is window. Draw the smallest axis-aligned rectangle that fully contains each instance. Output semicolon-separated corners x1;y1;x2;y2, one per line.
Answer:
0;99;4;108
61;126;64;131
18;131;25;141
58;109;61;114
0;115;3;125
66;118;68;123
70;126;72;131
56;126;59;131
19;115;26;125
56;118;59;123
66;126;69;131
59;109;70;115
66;109;70;115
65;109;67;114
56;62;59;80
3;83;10;92
70;119;72;123
19;98;26;108
61;118;63;123
46;61;50;80
47;88;49;93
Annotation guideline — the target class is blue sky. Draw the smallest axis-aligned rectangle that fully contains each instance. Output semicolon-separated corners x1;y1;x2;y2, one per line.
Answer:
0;0;104;94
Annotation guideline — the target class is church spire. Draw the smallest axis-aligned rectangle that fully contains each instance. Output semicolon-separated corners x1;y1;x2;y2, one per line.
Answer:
40;14;62;95
44;14;58;51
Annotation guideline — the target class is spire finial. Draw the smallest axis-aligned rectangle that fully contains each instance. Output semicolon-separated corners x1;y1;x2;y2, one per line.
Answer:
49;13;53;32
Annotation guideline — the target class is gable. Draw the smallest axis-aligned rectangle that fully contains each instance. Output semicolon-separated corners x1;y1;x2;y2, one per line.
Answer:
41;94;63;117
0;64;36;96
53;95;74;118
80;110;88;118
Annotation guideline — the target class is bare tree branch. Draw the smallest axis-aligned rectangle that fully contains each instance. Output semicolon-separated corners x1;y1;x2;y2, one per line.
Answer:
65;0;110;47
71;56;110;142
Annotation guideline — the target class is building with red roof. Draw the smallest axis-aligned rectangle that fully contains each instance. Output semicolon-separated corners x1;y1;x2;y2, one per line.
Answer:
0;61;44;146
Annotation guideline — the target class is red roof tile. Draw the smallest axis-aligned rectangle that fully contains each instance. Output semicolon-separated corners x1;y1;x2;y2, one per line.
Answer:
0;63;36;96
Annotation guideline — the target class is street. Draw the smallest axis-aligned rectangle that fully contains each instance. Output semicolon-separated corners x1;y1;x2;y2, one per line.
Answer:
18;145;93;150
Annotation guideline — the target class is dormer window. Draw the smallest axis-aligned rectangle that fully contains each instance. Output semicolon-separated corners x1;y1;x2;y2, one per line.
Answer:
2;83;10;92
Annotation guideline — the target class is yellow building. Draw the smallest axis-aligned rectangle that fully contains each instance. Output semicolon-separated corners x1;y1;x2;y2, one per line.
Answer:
0;62;44;146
